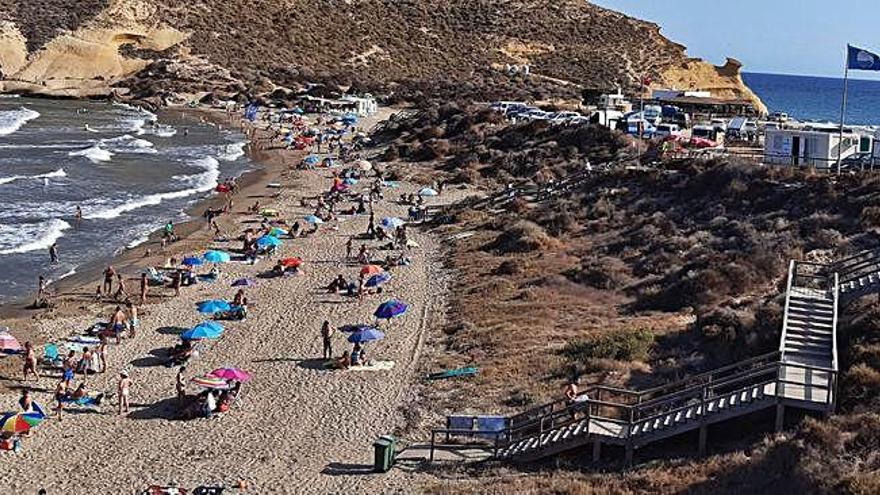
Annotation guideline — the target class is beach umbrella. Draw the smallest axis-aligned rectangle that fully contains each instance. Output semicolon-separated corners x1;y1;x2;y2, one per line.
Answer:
360;264;384;276
374;299;409;320
339;324;377;333
181;324;224;340
356;160;372;171
303;155;320;165
365;272;391;288
304;215;323;225
203;250;231;263
256;235;283;248
348;328;385;344
0;333;21;354
381;217;406;229
196;299;232;314
343;178;358;186
191;375;231;389
209;367;252;382
0;412;45;434
268;227;289;237
193;321;224;333
231;278;254;287
418;187;438;197
182;256;204;267
280;257;303;268
342;113;359;124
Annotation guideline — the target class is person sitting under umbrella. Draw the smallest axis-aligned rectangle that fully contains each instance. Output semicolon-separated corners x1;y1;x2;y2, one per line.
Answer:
166;340;195;367
327;274;349;294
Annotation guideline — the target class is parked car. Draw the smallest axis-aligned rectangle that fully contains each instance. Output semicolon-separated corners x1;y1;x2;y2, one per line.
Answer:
655;123;682;139
521;110;552;121
490;101;528;113
548;111;583;123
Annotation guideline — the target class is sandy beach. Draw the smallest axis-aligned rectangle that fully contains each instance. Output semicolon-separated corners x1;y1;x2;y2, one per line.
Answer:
0;107;464;493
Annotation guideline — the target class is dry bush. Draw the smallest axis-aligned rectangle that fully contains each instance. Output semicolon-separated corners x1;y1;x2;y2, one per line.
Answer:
484;220;559;254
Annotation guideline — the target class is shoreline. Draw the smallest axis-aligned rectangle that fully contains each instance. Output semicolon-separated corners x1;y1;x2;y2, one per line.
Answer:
0;106;288;377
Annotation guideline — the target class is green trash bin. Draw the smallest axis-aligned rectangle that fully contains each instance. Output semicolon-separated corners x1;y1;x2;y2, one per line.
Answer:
373;435;397;473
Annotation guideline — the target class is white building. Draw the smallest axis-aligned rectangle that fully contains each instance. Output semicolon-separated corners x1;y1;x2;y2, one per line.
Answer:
763;127;873;169
340;95;378;116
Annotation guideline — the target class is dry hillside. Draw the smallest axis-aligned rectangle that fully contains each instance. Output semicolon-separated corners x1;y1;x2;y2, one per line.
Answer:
0;0;763;108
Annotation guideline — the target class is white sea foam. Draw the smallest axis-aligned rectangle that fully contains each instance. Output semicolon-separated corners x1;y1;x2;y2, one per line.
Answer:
0;107;40;136
101;134;156;154
150;125;177;138
68;145;113;163
0;168;67;185
218;141;246;162
84;156;220;220
0;219;71;255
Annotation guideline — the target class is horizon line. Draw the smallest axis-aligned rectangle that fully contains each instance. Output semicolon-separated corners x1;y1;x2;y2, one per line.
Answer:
743;70;880;83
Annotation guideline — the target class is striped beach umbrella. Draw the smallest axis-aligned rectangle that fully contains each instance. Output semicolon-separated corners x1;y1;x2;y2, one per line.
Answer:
191;375;231;390
0;412;45;434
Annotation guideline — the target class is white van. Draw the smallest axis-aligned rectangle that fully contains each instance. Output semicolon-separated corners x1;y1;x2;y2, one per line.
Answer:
655;123;681;138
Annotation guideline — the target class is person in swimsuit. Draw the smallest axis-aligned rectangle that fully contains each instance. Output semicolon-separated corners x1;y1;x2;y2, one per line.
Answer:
97;335;108;373
54;380;68;419
118;372;132;415
321;320;334;359
74;206;82;229
126;302;139;339
139;272;148;305
78;347;93;375
109;306;127;344
176;366;187;399
22;342;40;380
102;266;116;295
62;350;76;387
114;273;128;301
18;389;33;412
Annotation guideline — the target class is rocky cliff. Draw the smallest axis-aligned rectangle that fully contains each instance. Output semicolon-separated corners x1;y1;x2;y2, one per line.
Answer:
0;0;765;110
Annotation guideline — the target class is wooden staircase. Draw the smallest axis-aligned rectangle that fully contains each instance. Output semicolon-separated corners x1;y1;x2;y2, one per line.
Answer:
430;249;880;464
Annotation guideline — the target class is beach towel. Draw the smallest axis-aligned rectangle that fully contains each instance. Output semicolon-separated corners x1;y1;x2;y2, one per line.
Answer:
348;361;395;372
427;366;479;380
68;335;101;345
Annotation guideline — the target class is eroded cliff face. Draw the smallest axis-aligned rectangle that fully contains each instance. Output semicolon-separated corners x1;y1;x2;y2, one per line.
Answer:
660;58;768;115
0;0;186;97
0;0;766;111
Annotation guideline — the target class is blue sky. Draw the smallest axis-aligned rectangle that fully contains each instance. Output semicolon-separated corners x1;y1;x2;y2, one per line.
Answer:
592;0;880;79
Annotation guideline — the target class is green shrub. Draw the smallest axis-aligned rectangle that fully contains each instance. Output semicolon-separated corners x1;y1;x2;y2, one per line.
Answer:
562;329;654;362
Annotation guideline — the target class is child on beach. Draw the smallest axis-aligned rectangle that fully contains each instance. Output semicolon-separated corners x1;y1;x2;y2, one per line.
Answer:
118;372;132;415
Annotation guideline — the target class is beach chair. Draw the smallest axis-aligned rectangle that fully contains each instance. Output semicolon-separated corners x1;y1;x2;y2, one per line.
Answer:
41;344;64;368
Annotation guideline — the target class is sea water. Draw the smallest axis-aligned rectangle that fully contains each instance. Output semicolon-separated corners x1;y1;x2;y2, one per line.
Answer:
744;72;880;125
0;97;251;303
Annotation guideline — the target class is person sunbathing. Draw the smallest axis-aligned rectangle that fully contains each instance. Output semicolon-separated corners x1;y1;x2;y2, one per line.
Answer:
332;351;351;370
167;340;194;366
327;274;347;293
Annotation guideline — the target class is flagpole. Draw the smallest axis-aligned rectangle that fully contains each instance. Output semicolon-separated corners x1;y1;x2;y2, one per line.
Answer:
837;46;850;175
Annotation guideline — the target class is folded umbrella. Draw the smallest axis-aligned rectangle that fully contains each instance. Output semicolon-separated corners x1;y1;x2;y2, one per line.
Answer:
203;250;231;263
374;299;409;320
209;367;252;382
365;272;391;288
196;300;232;314
348;328;385;343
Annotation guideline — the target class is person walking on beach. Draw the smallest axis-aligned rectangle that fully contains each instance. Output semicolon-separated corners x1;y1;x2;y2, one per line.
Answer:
114;273;128;301
176;366;187;398
118;371;132;415
49;242;58;263
22;342;40;381
321;320;334;359
140;272;148;304
102;266;116;295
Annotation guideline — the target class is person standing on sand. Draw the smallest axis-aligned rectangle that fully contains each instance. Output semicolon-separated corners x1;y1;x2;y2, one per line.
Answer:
345;237;353;260
118;371;132;415
49;242;58;263
176;366;187;398
140;272;148;304
22;342;40;380
97;335;108;373
109;305;127;344
62;350;76;388
321;320;334;359
127;302;139;339
102;266;116;295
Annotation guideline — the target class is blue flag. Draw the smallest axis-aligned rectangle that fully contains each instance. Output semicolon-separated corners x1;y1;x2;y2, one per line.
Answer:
848;45;880;71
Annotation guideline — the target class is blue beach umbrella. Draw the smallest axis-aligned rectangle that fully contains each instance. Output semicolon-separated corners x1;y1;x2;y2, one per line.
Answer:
348;328;385;343
343;178;358;186
365;272;392;288
374;299;409;320
193;321;224;333
303;215;323;225
197;299;232;314
181;323;224;340
268;227;288;237
303;155;320;165
203;250;231;263
380;217;406;229
182;256;204;267
256;235;283;248
342;113;359;125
